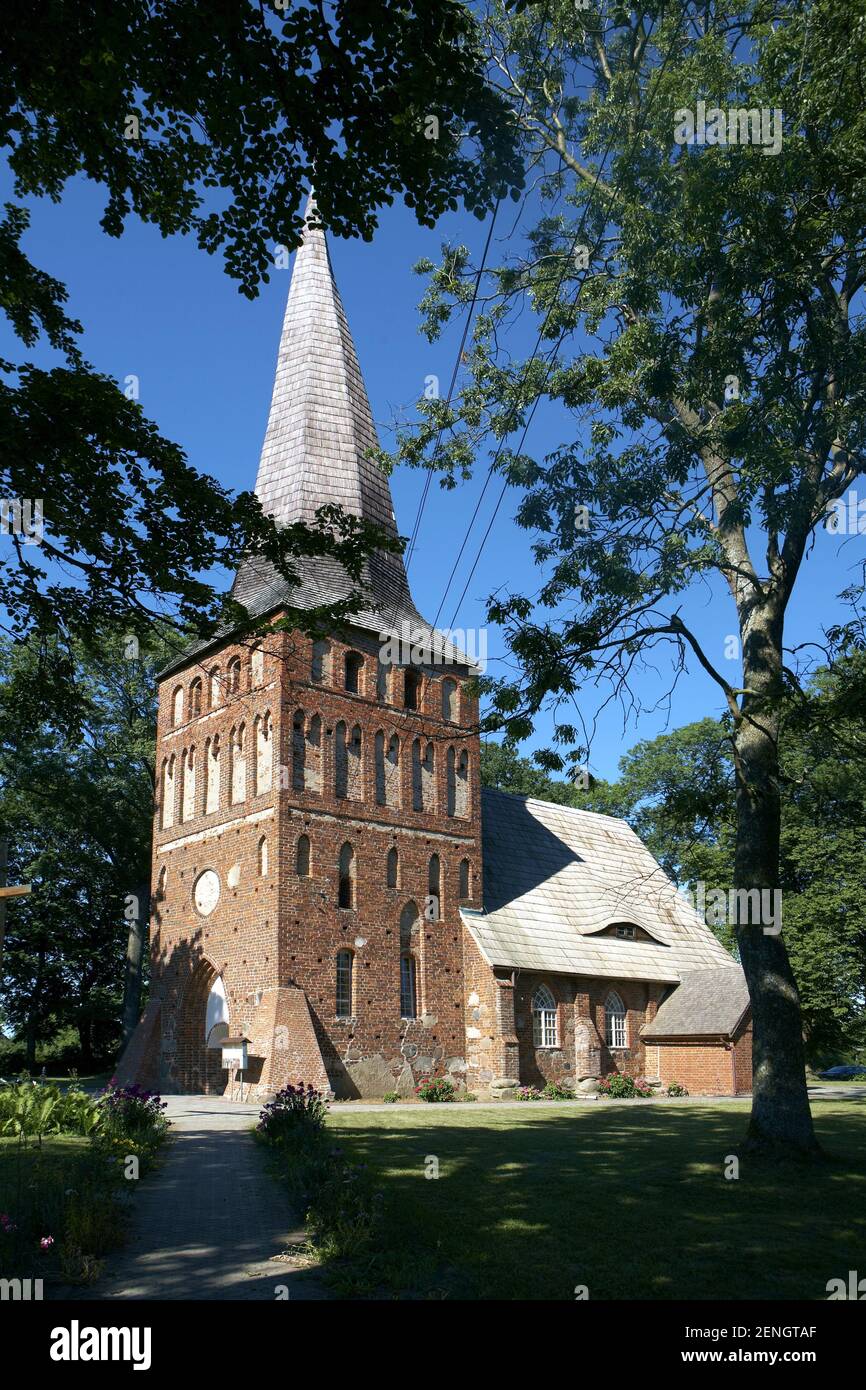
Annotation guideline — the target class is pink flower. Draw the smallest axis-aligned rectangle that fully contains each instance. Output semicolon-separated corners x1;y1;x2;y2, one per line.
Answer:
40;1236;55;1250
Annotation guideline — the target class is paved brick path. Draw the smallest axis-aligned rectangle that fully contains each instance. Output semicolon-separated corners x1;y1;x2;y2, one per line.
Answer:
76;1096;327;1302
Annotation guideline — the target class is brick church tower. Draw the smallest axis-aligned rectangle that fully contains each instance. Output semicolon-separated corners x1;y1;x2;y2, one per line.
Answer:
118;202;481;1100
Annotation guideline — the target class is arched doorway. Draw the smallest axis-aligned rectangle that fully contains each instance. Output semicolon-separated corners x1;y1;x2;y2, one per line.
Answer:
177;957;229;1093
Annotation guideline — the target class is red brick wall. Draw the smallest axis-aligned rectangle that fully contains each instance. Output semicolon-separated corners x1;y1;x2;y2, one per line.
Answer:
146;619;482;1098
656;1040;736;1096
510;974;663;1088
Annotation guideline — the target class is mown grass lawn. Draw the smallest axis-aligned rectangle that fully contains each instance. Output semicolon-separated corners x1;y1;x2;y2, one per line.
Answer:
326;1100;866;1300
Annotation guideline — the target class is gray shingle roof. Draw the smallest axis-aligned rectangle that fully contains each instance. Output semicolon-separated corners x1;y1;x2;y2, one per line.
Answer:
162;196;472;677
463;788;740;984
641;967;750;1038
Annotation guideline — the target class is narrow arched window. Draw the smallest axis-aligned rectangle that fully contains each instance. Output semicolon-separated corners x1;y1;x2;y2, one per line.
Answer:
189;678;203;719
404;668;421;710
156;865;168;898
171;686;184;726
411;738;423;811
296;834;311;877
400;955;417;1020
255;711;272;794
205;734;220;814
348;724;363;799
292;709;306;791
307;714;322;794
459;858;471;900
227;656;241;696
442;678;457;723
258;835;269;877
446;746;456;817
311;639;330;684
422;742;435;812
376;659;390;702
209;667;221;709
427;854;441;921
532;985;558;1048
385;733;400;807
455;749;469;818
375;731;386;805
230;724;246;804
181;746;197;822
336;950;354;1018
251;643;264;687
335;720;348;799
338;842;355;908
386;846;399;889
605;992;628;1049
345;650;364;694
161;755;176;829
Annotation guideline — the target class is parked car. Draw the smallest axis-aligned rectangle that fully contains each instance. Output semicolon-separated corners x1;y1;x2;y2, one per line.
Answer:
818;1065;866;1080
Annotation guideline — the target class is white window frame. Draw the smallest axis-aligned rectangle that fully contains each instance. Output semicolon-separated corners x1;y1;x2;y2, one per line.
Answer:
605;992;628;1049
532;985;559;1048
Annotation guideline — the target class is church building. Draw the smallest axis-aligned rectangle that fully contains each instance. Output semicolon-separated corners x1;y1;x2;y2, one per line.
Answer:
117;204;751;1102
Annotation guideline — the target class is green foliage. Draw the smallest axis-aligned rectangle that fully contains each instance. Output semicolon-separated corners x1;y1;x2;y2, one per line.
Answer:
0;1079;169;1282
382;1091;400;1104
415;1076;456;1102
0;2;521;712
392;1;866;1143
258;1097;382;1273
597;1074;654;1099
541;1079;575;1100
0;628;163;1067
256;1083;330;1142
666;1083;689;1098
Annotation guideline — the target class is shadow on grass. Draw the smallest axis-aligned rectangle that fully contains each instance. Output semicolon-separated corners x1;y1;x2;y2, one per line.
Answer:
325;1102;866;1301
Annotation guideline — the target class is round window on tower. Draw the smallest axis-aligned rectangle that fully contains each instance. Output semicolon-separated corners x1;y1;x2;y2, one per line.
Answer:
193;869;221;917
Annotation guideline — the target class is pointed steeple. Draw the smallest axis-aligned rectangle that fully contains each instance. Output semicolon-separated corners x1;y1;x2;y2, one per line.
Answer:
229;196;471;670
250;194;399;541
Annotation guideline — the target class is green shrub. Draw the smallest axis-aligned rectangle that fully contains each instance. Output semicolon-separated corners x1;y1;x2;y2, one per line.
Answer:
414;1076;455;1103
666;1082;689;1097
597;1074;655;1099
516;1085;545;1101
257;1081;383;1271
541;1080;575;1101
256;1083;330;1143
382;1091;400;1104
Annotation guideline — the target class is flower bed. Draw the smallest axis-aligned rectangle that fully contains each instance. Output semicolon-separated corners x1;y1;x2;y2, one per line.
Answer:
0;1075;169;1283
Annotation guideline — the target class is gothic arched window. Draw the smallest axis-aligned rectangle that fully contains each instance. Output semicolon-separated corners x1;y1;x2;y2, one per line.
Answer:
338;842;355;908
345;651;364;694
171;686;184;727
386;846;399;889
189;678;203;719
400;954;417;1020
336;950;354;1018
426;854;441;921
404;668;421;710
258;835;269;877
296;834;311;877
459;858;471;900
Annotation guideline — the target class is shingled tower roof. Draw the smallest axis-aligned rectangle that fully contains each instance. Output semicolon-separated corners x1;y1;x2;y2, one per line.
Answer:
228;196;470;668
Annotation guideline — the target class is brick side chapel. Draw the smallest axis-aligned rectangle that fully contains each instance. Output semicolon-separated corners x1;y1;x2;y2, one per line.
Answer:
117;199;751;1102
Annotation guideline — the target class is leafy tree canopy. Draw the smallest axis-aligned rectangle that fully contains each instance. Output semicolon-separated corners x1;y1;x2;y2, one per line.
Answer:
0;1;523;733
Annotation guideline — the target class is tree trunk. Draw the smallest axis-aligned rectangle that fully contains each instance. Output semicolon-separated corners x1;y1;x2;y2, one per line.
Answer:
120;881;149;1050
734;600;819;1156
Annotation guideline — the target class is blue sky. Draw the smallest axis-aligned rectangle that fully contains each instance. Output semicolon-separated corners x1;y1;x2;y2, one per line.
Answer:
2;173;860;780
